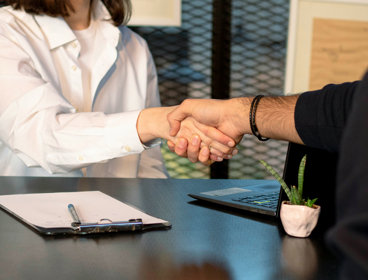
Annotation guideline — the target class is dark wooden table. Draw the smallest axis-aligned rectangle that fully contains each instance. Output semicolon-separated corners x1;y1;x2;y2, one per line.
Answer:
0;177;338;280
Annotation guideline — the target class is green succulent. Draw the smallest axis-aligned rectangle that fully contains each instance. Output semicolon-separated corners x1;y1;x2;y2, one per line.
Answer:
260;155;317;208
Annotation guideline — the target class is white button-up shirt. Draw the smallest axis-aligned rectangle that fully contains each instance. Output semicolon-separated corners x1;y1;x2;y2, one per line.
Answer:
0;2;168;178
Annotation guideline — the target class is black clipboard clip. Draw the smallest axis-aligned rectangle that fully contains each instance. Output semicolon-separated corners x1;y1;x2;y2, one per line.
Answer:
68;204;143;234
73;218;144;234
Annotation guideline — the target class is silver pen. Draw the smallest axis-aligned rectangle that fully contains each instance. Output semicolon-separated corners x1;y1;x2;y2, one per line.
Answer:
68;203;81;227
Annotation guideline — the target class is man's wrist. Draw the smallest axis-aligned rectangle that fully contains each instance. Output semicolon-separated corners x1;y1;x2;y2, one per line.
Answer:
230;97;252;135
249;95;270;141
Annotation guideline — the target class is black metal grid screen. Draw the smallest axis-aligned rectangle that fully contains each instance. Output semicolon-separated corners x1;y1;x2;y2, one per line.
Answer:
229;0;289;179
133;0;290;179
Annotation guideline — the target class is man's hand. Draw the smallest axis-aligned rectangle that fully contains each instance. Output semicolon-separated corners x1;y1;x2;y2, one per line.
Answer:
166;98;251;162
168;98;249;142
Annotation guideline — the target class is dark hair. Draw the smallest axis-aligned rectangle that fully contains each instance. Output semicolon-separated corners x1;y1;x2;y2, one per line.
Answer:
5;0;131;26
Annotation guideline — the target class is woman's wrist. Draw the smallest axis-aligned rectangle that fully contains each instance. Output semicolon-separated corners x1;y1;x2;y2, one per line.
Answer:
136;107;172;144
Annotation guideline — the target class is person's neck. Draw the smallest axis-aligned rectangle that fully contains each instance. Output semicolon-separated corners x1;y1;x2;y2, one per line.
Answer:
64;0;91;30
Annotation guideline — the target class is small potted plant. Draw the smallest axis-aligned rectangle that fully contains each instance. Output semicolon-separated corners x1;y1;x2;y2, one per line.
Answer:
260;155;320;238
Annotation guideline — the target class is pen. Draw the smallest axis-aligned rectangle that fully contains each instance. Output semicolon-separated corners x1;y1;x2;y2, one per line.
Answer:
68;203;81;226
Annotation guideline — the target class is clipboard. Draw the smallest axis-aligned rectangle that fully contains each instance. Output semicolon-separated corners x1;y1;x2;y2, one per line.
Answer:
0;191;171;235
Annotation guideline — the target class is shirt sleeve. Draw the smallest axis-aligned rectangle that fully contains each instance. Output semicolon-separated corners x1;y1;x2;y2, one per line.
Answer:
294;81;360;152
0;26;145;174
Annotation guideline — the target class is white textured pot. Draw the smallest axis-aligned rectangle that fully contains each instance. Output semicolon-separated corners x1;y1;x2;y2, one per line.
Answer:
280;201;321;238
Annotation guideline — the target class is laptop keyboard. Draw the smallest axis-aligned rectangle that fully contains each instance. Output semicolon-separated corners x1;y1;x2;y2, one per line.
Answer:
232;192;279;209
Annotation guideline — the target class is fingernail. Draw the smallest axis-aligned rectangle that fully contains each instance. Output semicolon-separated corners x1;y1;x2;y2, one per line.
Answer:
227;141;235;147
192;135;199;146
232;149;238;156
177;138;186;149
200;146;210;157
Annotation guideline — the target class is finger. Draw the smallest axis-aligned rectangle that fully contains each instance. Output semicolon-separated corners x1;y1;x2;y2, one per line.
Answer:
175;117;234;155
194;122;235;148
223;148;238;159
207;141;234;155
192;123;236;154
167;140;175;153
198;146;211;164
209;147;225;158
210;146;239;159
187;135;201;163
210;154;224;162
167;102;193;136
174;137;188;157
168;120;181;137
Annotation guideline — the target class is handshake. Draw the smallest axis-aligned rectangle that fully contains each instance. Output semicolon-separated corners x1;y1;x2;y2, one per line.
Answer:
137;95;301;165
166;98;248;165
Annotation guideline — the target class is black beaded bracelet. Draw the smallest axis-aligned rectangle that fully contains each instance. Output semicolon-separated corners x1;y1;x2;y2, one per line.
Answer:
249;95;269;141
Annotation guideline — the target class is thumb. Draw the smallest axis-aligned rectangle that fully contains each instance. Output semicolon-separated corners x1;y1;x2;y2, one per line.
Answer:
168;120;181;137
167;104;192;136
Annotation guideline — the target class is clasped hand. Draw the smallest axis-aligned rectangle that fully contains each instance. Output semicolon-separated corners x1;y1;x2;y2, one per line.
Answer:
166;99;247;164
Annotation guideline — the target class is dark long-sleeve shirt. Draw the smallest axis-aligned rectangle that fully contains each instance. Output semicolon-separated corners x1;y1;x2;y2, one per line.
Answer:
295;81;360;152
294;71;368;279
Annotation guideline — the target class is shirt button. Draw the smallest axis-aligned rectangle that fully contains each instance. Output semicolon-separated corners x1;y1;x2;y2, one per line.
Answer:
71;42;78;48
125;146;132;152
72;65;77;71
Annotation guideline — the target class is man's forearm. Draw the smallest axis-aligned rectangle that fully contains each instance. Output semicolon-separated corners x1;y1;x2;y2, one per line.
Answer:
252;95;303;144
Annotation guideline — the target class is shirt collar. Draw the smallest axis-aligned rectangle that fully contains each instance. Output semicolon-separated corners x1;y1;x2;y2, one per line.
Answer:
34;0;114;50
34;15;75;50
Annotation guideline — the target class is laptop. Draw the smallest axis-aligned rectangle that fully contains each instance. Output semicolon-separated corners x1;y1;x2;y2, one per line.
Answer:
189;143;338;223
189;179;282;216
